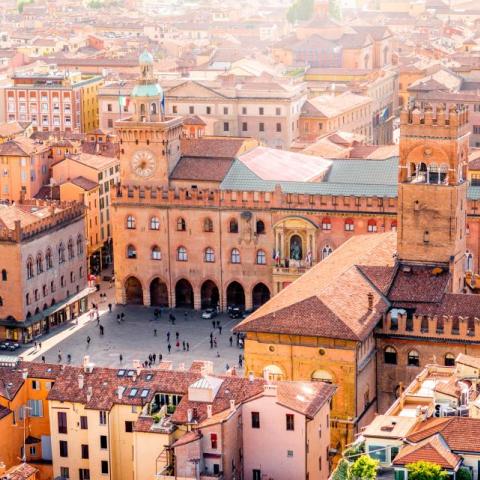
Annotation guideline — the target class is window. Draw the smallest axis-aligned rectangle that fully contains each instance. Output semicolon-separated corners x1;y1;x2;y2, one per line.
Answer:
58;411;67;434
151;246;161;260
286;414;294;431
251;411;260;429
259;122;264;132
67;239;74;260
59;440;68;457
126;215;136;229
127;245;137;259
36;253;43;274
229;219;238;233
367;219;378;232
27;399;43;417
101;461;109;475
408;350;420;367
276;123;282;132
79;469;90;480
172;105;177;114
321;217;331;230
77;235;83;255
60;467;69;479
177;246;188;262
31;380;40;390
26;257;34;279
259;107;264;115
46;248;53;269
445;353;455;366
384;346;397;365
100;435;107;449
231;248;240;264
210;433;218;449
1;269;7;281
204;217;213;232
253;469;261;480
99;411;107;425
125;421;133;432
80;416;88;429
223;107;228;115
368;445;386;462
206;106;211;114
256;250;266;265
242;107;247;114
189;106;194;114
176;217;186;231
81;444;89;459
150;217;160;230
345;218;354;231
242;122;248;131
276;107;281;115
256;220;265;234
58;243;65;264
223;122;229;132
204;247;215;263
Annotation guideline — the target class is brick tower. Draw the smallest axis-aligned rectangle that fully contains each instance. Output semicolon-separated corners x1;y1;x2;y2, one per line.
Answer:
397;103;470;293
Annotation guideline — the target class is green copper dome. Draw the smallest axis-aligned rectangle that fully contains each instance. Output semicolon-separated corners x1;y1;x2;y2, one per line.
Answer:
131;83;163;98
139;50;154;64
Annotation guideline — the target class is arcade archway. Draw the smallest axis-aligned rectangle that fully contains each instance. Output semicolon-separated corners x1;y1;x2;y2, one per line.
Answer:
150;278;168;307
125;277;143;305
252;283;270;309
175;279;194;308
201;280;219;309
226;281;245;309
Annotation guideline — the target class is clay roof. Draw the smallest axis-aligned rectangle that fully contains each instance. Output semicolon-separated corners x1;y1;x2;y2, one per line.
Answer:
0;121;28;138
68;176;99;191
393;434;461;470
235;233;396;341
170;156;234;182
183;115;207;126
413;293;480;318
34;185;61;201
0;140;29;156
362;415;418;439
171;430;202;447
0;366;24;400
0;405;11;420
1;463;38;480
180;137;248;158
456;353;480;370
357;265;396;295
302;92;371;118
60;152;117;170
407;417;480;453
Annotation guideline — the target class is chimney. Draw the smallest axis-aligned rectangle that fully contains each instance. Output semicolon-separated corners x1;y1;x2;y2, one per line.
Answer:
86;386;93;402
178;362;185;371
136;366;141;377
229;399;235;412
83;355;90;370
187;408;193;423
248;372;254;383
117;386;124;400
0;462;6;475
78;374;84;390
367;292;374;311
207;404;212;418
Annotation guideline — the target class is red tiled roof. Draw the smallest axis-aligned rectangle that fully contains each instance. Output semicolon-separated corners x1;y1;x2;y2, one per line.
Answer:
170;156;233;182
358;265;396;295
180;137;247;158
68;176;99;191
0;366;24;400
0;405;12;420
393;434;461;470
1;463;38;480
412;293;480;319
171;430;202;447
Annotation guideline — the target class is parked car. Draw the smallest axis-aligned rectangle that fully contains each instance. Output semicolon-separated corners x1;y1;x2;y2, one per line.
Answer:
0;341;19;351
201;308;217;320
229;306;243;319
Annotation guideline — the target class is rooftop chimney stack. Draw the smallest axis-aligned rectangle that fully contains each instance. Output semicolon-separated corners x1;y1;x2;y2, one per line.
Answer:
207;404;212;418
249;372;254;383
78;374;84;390
86;386;93;402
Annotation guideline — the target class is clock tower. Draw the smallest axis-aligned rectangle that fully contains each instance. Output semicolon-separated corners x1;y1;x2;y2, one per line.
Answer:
115;51;183;188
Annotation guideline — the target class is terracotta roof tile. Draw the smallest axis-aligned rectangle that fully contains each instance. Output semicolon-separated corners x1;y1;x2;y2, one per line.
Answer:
1;463;38;480
68;176;99;191
180;137;248;158
0;405;11;420
170;156;234;182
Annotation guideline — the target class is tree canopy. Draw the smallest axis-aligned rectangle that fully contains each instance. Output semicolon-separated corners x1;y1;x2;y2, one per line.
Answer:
287;0;314;24
347;455;379;480
406;461;449;480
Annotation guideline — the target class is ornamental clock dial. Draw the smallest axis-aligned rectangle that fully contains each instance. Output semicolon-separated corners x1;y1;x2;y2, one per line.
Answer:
131;149;157;178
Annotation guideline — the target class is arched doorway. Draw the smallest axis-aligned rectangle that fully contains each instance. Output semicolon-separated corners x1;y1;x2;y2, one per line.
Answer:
125;277;143;305
252;283;270;309
226;281;245;309
175;279;194;308
150;278;168;307
201;280;219;309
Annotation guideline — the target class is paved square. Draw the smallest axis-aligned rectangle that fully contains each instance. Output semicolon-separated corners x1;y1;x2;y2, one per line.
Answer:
26;305;245;374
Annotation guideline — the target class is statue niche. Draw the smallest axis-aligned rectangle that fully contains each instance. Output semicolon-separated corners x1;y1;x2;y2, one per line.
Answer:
290;235;303;261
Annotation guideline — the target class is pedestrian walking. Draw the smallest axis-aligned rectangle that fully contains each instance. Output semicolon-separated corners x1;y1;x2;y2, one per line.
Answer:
186;342;190;351
229;336;233;347
238;354;243;368
87;336;91;346
210;332;213;340
159;353;163;362
41;355;45;363
167;331;170;341
176;340;180;350
210;339;213;349
100;325;104;335
57;353;62;363
219;325;222;334
153;353;156;362
212;320;215;329
149;354;152;362
216;350;220;358
226;364;230;371
39;342;42;349
184;311;188;320
108;303;112;312
119;353;123;363
213;338;217;348
167;343;171;353
121;312;125;321
182;341;186;351
67;354;71;363
175;331;179;339
154;329;157;337
34;341;37;349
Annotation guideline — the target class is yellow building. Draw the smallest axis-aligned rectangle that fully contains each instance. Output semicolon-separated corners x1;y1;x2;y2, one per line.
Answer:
234;232;397;453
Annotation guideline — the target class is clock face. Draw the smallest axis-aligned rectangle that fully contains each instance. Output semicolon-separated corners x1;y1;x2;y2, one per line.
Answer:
131;149;157;178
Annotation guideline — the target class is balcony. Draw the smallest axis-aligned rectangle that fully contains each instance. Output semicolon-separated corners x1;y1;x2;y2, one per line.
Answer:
273;262;315;277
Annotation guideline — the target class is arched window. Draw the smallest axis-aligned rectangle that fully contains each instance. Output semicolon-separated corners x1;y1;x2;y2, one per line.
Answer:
367;219;377;232
344;218;354;232
204;247;215;263
26;256;34;279
444;353;455;367
311;370;333;383
407;350;420;367
321;217;331;230
67;239;74;260
204;218;213;233
177;217;186;232
0;296;3;306
76;235;83;256
177;246;188;262
25;293;30;305
127;244;137;259
36;253;43;274
256;249;266;265
384;346;397;364
1;269;6;281
151;246;161;260
151;102;157;115
126;215;136;229
140;103;146;116
45;248;53;270
322;245;333;260
150;217;160;230
466;251;473;272
58;243;65;264
256;220;265;234
421;316;428;333
231;248;241;264
437;317;444;333
229;218;238;233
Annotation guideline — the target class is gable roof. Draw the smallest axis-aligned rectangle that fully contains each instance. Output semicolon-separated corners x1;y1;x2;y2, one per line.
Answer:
234;232;396;341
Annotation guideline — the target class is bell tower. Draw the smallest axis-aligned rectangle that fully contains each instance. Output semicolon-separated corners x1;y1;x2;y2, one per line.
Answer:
397;103;470;293
115;51;183;188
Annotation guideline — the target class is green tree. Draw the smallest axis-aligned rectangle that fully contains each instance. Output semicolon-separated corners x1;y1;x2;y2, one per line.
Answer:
331;459;349;480
456;468;473;480
287;0;314;23
406;461;449;480
348;455;379;480
328;0;342;21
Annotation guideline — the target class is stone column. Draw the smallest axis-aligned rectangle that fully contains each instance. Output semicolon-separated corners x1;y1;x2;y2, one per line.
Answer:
194;286;202;310
143;288;151;307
